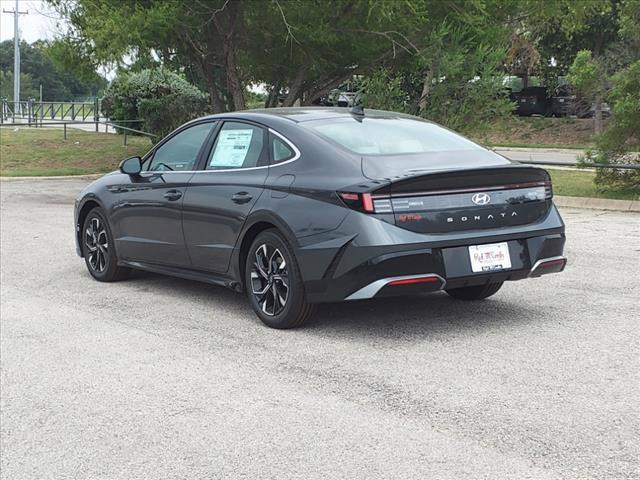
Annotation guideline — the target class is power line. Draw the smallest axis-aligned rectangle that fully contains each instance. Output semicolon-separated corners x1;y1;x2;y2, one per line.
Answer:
2;0;29;103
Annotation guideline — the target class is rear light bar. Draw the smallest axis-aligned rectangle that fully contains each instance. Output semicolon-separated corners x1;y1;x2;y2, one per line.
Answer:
339;182;552;214
382;181;552;198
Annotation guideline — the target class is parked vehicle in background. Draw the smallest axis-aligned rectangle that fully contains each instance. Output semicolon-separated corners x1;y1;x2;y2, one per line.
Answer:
327;89;361;107
507;79;611;119
550;85;575;117
511;86;552;116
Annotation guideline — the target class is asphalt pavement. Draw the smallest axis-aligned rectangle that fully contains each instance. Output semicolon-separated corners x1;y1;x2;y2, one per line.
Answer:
1;177;638;479
494;147;582;165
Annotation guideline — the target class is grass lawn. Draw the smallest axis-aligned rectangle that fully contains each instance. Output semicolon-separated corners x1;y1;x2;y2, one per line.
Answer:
466;117;597;150
0;127;151;176
548;168;638;201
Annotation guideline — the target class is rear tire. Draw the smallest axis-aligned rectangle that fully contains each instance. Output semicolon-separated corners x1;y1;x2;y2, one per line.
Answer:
81;207;129;282
445;282;503;301
245;229;316;329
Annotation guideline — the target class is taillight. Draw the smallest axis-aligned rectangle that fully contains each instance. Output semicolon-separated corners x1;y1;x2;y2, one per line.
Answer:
338;192;377;213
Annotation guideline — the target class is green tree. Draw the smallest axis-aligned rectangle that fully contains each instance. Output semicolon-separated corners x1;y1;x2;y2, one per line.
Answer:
533;0;636;133
46;0;463;111
0;39;106;101
581;61;640;191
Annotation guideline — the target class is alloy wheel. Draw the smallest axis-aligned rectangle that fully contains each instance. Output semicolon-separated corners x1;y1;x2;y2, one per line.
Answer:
251;244;289;316
85;216;109;273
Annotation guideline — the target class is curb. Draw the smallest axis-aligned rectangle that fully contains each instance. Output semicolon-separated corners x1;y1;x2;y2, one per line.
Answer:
0;174;104;181
494;147;586;154
554;195;640;212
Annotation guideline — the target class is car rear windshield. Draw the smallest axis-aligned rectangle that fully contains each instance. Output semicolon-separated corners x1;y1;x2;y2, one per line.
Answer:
305;117;483;155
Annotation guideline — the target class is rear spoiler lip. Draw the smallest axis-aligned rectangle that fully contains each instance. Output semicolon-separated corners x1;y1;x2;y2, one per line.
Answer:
371;180;551;199
362;163;548;182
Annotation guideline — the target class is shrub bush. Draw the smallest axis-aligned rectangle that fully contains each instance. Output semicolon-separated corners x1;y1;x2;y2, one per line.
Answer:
101;69;208;142
580;61;640;193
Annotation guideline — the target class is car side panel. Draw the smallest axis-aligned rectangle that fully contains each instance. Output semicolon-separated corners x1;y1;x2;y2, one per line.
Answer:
111;171;194;266
74;172;125;257
182;169;268;273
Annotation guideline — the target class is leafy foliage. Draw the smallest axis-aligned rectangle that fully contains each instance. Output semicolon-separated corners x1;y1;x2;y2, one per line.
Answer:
581;61;640;191
47;0;517;113
361;69;411;113
101;69;208;141
361;31;513;132
567;50;604;100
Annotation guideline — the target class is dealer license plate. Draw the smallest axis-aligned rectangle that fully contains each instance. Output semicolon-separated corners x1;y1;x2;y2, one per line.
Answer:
468;242;512;273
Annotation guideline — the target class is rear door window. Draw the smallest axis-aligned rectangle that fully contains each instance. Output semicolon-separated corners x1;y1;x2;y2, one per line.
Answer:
206;122;267;170
271;135;295;163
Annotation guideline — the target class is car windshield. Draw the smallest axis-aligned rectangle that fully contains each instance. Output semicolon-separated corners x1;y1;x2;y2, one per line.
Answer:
305;116;483;155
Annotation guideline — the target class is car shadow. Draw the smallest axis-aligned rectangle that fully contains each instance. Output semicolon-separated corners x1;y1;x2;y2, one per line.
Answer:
307;294;540;340
127;270;541;339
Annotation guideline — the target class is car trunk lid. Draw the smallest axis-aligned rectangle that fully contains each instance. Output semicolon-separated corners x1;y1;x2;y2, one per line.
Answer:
361;154;552;234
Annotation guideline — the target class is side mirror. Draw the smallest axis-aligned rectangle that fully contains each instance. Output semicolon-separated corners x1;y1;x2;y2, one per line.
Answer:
119;156;142;176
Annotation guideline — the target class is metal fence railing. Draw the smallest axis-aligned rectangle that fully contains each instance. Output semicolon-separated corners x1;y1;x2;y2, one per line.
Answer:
1;99;100;126
0;119;156;145
523;159;640;171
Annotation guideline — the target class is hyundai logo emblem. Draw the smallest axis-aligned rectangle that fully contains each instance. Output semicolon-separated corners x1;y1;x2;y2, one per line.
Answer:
471;192;491;205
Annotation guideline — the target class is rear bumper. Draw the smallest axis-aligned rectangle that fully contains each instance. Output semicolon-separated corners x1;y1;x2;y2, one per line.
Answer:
345;253;566;300
298;205;566;303
303;232;565;302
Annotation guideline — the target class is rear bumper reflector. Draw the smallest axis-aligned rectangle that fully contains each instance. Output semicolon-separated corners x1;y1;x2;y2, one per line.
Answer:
387;276;441;286
529;256;567;277
345;274;446;300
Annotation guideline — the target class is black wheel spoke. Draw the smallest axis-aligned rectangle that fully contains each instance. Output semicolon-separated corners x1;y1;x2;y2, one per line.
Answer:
250;243;289;317
85;216;109;273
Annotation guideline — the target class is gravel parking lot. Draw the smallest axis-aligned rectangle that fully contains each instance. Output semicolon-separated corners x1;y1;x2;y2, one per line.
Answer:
1;177;638;480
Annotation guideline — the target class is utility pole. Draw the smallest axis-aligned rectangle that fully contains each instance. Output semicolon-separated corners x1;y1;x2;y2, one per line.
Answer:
3;0;29;105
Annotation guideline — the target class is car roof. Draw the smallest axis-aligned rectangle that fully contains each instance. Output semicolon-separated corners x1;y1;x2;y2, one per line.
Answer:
200;107;424;124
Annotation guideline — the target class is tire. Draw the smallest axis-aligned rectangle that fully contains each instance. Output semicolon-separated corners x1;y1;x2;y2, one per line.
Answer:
81;207;129;282
245;229;316;329
445;282;503;301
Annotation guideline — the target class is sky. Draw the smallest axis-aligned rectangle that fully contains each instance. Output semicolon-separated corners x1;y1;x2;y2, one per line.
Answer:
0;0;66;43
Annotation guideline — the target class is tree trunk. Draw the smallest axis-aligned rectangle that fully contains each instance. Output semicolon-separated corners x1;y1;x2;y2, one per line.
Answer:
212;2;246;112
224;48;245;111
206;78;225;113
301;72;355;106
283;70;306;107
266;82;282;107
418;69;434;115
523;73;529;89
593;32;604;136
594;93;603;135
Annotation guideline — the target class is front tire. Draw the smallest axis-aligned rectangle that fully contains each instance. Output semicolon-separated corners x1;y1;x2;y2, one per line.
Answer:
81;207;129;282
445;282;503;301
245;230;316;329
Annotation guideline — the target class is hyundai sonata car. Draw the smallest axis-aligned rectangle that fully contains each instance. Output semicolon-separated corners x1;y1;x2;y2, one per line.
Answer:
74;107;566;328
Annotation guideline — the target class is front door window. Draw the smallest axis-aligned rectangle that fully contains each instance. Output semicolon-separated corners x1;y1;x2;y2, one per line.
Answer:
147;123;215;172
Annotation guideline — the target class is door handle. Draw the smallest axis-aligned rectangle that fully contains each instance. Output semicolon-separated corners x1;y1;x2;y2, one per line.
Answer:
163;189;183;201
231;192;253;204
